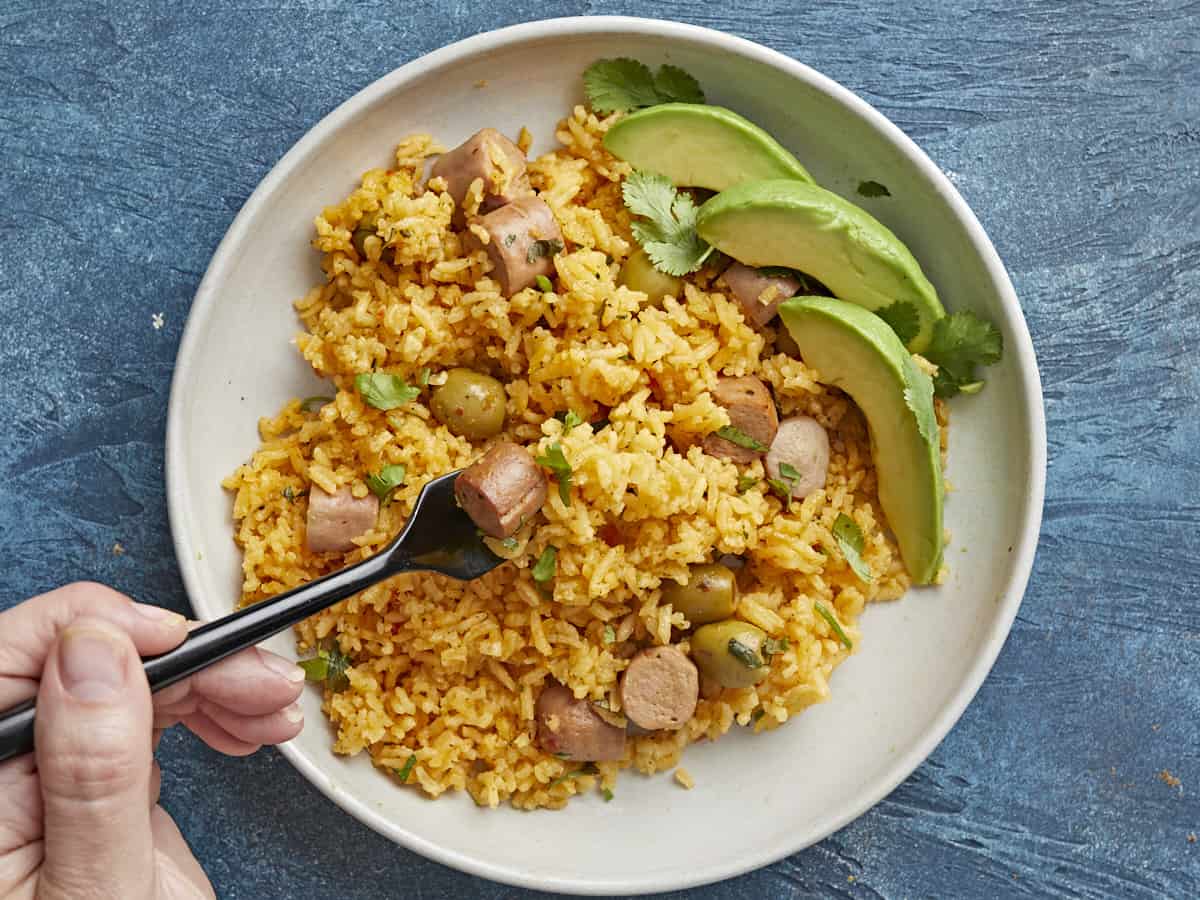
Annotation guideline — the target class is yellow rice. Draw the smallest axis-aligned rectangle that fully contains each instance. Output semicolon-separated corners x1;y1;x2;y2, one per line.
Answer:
222;106;946;809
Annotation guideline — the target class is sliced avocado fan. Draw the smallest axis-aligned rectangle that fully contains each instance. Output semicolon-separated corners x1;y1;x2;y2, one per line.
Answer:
603;104;813;192
697;179;946;352
778;297;944;584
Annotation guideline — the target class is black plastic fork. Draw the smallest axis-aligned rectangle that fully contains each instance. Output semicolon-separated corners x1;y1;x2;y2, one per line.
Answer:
0;469;501;764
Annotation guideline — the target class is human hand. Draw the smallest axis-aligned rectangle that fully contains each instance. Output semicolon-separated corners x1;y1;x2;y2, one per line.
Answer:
0;583;307;898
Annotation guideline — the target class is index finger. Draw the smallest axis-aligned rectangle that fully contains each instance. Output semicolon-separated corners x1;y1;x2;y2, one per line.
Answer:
0;582;187;709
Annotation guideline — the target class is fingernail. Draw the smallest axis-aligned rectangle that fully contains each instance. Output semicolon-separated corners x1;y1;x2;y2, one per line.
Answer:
134;603;186;627
284;703;304;724
59;628;128;702
258;649;306;683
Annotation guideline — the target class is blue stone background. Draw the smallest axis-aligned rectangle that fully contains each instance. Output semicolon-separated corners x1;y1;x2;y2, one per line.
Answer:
1;1;1197;896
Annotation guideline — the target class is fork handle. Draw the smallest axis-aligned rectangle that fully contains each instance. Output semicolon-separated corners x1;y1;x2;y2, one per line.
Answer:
0;551;394;765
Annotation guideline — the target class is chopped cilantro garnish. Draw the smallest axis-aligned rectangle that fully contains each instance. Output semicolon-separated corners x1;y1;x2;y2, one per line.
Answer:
727;637;765;670
923;310;1004;398
549;762;599;787
601;787;614;802
416;368;431;387
394;754;417;783
750;707;766;723
766;478;793;500
355;372;421;410
622;170;711;277
526;238;564;264
875;301;921;346
300;395;333;412
737;474;759;493
603;624;616;644
831;514;873;583
582;58;704;114
857;180;892;198
814;601;853;649
532;546;558;582
298;645;352;691
535;442;573;505
714;425;767;452
902;354;940;446
535;274;554;292
500;535;520;551
366;464;406;504
561;410;584;433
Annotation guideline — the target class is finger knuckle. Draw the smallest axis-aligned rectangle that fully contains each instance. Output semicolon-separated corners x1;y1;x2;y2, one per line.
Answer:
44;724;145;801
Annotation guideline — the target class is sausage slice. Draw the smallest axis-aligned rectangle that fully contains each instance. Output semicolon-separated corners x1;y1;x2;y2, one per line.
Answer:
536;684;626;761
430;128;531;221
701;376;780;463
721;262;800;328
454;441;547;538
619;646;699;731
305;486;379;553
466;196;563;297
765;416;830;500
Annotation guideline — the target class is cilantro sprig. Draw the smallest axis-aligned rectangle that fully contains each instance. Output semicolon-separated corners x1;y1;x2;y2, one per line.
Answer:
298;645;352;692
355;372;421;410
366;464;406;505
831;513;873;583
814;601;853;649
532;546;558;582
714;424;767;452
622;170;711;277
536;442;573;505
875;301;921;346
923;311;1004;398
582;58;704;114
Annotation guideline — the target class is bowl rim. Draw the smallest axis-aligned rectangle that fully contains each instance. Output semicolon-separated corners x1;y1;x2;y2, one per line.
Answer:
166;14;1047;895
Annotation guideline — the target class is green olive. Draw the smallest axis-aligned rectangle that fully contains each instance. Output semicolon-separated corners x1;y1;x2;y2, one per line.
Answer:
351;213;380;258
430;368;507;439
618;248;683;307
662;563;738;627
690;620;770;688
775;324;800;357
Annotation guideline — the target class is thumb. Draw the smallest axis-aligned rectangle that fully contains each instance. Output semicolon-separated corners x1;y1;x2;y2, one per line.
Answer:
35;617;157;900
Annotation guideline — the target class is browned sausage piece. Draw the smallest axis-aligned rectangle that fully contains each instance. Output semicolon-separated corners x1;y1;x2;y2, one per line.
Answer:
465;196;563;297
721;262;800;328
701;376;780;463
535;684;626;761
430;128;531;221
619;646;699;731
454;440;547;538
305;486;379;553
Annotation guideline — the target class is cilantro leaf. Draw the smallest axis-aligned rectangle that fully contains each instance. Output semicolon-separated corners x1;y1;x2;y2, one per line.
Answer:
561;410;584;434
366;464;406;504
902;354;940;446
394;754;417;783
875;301;921;346
601;787;615;802
762;637;789;657
603;624;616;644
532;546;558;583
767;478;794;500
500;535;520;551
714;425;767;452
814;601;853;649
299;645;352;691
736;474;759;493
653;64;705;103
582;59;705;114
923;311;1004;398
622;170;711;277
300;395;333;412
527;238;564;265
355;373;420;410
831;513;873;583
535;274;554;293
583;58;661;114
857;180;892;198
535;442;573;505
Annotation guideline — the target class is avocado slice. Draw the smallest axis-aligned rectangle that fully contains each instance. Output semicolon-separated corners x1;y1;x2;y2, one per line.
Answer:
603;104;813;191
778;296;944;584
696;179;945;352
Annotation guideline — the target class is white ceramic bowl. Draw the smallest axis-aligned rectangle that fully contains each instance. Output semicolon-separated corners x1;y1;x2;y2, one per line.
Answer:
166;16;1045;895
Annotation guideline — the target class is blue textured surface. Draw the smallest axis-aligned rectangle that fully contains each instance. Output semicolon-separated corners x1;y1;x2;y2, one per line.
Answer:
2;2;1198;897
